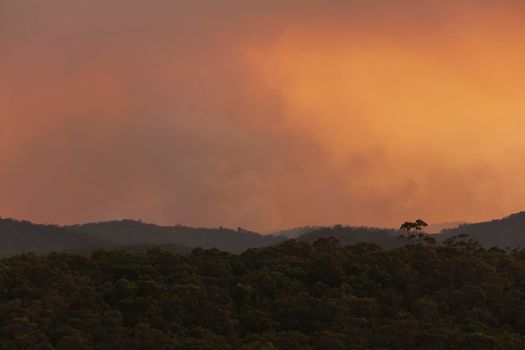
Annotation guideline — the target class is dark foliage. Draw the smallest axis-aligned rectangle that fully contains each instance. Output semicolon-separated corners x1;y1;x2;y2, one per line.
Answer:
1;238;525;349
65;243;193;256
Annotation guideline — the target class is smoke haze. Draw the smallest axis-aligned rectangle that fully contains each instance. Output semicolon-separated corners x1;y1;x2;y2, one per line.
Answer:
2;1;525;231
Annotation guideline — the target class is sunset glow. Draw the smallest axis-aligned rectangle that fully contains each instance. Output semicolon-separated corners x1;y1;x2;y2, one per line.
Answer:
2;1;525;230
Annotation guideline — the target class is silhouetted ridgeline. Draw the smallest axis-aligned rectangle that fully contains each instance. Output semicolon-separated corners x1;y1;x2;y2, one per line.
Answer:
439;212;525;248
0;218;285;256
2;212;525;256
299;225;404;249
67;220;285;253
0;218;101;256
299;213;525;249
423;221;466;234
272;226;321;238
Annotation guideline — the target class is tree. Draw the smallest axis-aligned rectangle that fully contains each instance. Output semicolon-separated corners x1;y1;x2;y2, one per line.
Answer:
399;219;434;245
400;219;428;232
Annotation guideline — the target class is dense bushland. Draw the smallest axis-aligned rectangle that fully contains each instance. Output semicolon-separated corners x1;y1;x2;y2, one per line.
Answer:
1;238;525;349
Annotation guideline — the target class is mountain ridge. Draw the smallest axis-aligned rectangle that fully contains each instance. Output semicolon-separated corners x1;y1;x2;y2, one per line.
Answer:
67;219;285;253
1;211;525;256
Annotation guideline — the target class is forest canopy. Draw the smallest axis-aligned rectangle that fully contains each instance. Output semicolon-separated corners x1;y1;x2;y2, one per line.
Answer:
1;237;525;349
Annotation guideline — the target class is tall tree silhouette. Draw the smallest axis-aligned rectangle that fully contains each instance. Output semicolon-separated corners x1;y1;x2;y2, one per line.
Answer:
400;219;428;232
399;219;434;245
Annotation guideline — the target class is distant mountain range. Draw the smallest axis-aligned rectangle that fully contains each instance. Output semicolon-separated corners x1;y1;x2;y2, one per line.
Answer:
297;213;525;249
271;226;321;238
0;218;99;256
67;220;285;253
423;221;467;234
297;225;404;249
0;218;285;256
1;212;525;256
439;212;525;248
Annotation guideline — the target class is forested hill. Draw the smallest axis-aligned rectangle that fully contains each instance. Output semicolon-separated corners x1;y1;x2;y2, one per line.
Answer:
296;213;525;249
298;226;404;249
3;211;525;256
0;218;101;256
68;220;285;253
272;226;320;239
0;218;285;256
1;238;525;349
439;212;525;248
0;219;406;256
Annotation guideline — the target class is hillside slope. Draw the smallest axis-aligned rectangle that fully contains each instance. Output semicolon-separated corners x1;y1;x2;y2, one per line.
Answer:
0;218;101;256
439;212;525;248
69;220;286;253
298;225;404;249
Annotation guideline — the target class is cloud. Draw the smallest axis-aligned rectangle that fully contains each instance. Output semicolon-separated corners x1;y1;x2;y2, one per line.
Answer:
1;1;525;231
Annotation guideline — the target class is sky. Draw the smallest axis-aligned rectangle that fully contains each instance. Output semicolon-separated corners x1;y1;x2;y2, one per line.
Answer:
2;0;525;232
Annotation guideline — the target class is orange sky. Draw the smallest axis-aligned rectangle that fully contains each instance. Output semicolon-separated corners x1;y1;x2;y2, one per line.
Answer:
1;1;525;231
